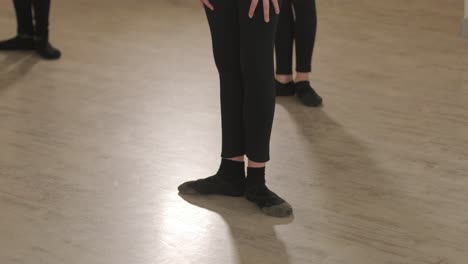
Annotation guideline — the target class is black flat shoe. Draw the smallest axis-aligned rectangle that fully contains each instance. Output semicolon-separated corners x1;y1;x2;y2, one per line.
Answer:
0;35;35;51
178;159;246;197
178;175;245;197
36;40;61;60
275;80;296;96
295;81;323;107
245;184;293;217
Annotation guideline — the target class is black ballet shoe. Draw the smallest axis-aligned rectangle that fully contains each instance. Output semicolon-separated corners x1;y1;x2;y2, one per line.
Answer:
35;38;61;60
245;184;293;217
295;81;323;107
178;159;246;197
244;167;293;218
275;80;296;96
0;35;35;51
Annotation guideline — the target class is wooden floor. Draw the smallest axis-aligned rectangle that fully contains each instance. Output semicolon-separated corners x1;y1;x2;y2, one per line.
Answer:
1;0;468;263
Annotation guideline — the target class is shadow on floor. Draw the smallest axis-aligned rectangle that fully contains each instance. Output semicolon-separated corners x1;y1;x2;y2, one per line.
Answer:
276;97;433;262
0;52;39;94
179;194;293;264
276;97;392;193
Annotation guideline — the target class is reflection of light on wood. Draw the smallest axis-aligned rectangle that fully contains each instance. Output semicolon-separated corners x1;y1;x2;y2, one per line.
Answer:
154;192;237;263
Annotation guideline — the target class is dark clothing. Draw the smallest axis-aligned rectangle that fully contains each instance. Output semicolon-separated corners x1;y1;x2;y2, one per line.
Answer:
13;0;51;38
205;0;281;162
275;0;317;74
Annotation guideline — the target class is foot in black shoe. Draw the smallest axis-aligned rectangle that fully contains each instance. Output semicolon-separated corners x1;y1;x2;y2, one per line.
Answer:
245;167;293;217
36;40;61;60
0;35;35;50
275;80;296;96
178;159;246;197
295;81;323;107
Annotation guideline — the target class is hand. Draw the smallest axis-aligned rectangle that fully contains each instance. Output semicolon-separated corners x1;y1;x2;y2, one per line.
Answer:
201;0;214;11
248;0;280;23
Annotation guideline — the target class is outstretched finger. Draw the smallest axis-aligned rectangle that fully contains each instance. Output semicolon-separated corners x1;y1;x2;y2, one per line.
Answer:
263;0;270;22
271;0;280;14
201;0;214;11
249;0;259;18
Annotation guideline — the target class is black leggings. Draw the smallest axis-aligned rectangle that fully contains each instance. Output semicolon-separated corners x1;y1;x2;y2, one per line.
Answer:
13;0;51;37
205;0;281;163
275;0;317;74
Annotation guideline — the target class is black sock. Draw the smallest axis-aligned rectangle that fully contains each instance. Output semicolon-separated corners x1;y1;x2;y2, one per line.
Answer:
245;167;293;217
178;159;246;196
295;81;323;107
246;167;266;187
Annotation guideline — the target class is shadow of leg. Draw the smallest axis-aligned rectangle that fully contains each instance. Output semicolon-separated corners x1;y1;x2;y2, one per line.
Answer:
275;98;438;263
0;53;39;94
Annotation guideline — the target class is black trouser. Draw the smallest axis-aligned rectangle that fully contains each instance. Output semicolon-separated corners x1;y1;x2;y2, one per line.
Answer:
275;0;317;74
205;0;281;163
13;0;51;37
